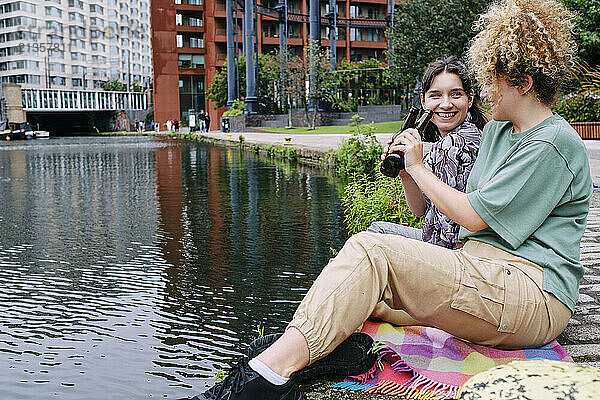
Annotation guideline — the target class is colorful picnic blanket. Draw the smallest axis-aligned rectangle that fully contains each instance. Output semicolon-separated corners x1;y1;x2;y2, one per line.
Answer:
333;320;573;399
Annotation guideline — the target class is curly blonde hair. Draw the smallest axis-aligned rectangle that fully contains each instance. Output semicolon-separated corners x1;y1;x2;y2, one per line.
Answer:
467;0;577;105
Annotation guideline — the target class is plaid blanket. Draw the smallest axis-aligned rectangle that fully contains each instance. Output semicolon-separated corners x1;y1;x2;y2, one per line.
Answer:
333;320;573;399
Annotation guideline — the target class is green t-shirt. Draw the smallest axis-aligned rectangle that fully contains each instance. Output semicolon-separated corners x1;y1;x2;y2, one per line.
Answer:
459;114;593;311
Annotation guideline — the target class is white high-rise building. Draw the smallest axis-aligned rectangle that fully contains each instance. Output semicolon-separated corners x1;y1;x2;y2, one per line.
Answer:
0;0;152;90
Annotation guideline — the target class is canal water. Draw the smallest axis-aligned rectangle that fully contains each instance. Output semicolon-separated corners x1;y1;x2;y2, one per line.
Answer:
0;136;349;399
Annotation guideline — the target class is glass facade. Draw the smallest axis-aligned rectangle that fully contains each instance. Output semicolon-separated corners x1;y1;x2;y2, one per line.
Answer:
178;75;205;123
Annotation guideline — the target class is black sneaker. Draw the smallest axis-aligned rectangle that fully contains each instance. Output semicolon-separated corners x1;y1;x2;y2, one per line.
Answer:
247;332;377;382
182;358;305;400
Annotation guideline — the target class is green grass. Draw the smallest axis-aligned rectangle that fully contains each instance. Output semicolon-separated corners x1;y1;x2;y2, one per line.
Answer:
256;120;403;135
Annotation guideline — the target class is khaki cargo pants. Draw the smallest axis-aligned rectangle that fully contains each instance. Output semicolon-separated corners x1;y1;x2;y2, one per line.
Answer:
288;232;571;364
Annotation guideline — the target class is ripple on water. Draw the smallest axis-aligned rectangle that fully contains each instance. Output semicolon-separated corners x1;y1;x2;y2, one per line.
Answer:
0;137;347;399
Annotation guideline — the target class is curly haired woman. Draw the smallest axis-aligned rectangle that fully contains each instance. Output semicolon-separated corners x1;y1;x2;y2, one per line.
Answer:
184;1;593;399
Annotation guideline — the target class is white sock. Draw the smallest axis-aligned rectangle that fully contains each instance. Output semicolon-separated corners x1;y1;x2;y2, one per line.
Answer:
248;358;289;386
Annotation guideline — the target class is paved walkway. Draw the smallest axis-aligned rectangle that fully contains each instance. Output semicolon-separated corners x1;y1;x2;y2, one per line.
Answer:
197;129;600;369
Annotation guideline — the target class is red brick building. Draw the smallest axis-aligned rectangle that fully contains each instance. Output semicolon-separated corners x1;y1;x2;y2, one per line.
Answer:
150;0;393;129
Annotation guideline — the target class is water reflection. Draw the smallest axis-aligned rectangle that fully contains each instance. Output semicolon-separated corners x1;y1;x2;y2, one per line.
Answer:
0;136;348;399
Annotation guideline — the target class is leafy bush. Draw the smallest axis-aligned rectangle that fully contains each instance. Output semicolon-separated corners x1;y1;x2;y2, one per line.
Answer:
327;114;382;176
223;99;245;117
342;172;422;235
555;92;600;122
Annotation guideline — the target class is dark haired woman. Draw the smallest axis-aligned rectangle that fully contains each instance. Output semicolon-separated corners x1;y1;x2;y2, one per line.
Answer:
368;56;486;250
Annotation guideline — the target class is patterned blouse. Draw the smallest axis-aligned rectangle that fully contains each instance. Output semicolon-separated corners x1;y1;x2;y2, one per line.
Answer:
422;120;481;249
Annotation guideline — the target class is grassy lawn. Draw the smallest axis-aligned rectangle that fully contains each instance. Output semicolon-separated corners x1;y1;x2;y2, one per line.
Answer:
256;120;404;135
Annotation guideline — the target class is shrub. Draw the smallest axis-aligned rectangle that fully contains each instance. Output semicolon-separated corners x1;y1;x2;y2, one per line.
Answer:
554;92;600;122
328;115;382;176
342;171;422;235
223;99;245;117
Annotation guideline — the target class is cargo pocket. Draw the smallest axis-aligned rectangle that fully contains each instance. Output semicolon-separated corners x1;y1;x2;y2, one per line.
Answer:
450;258;519;333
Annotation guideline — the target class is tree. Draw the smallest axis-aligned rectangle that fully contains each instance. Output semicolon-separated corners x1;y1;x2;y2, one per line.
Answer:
102;79;126;91
387;0;487;86
561;0;600;66
207;53;281;111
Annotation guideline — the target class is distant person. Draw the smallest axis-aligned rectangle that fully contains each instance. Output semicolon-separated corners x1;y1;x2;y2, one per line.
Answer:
150;119;155;131
174;119;179;131
205;113;211;132
166;119;172;133
198;110;206;133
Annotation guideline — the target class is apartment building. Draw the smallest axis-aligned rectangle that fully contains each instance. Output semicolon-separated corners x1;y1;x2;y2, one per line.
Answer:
151;0;392;127
0;0;153;90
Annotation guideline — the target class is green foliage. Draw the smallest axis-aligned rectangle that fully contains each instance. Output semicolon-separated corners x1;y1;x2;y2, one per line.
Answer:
145;111;153;127
238;135;245;144
264;144;299;161
342;172;422;235
254;324;265;339
207;54;281;109
223;99;245;116
387;0;487;85
349;114;376;137
328;116;383;176
555;92;600;121
131;82;143;93
561;0;600;65
102;79;126;91
214;369;228;383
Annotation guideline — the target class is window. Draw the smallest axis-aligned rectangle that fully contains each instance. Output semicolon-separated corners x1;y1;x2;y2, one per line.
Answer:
47;34;63;44
109;45;119;55
70;38;85;49
0;31;38;42
49;49;64;58
0;16;36;29
1;2;36;13
91;42;105;51
178;54;204;69
69;25;84;37
90;4;104;13
108;9;116;17
71;52;86;61
91;30;105;39
121;38;129;46
0;60;40;70
45;6;62;17
72;65;83;73
50;76;65;86
48;62;64;72
69;12;84;23
68;0;84;9
90;17;104;27
190;37;203;48
72;78;83;86
92;55;107;63
46;20;63;33
1;74;41;84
